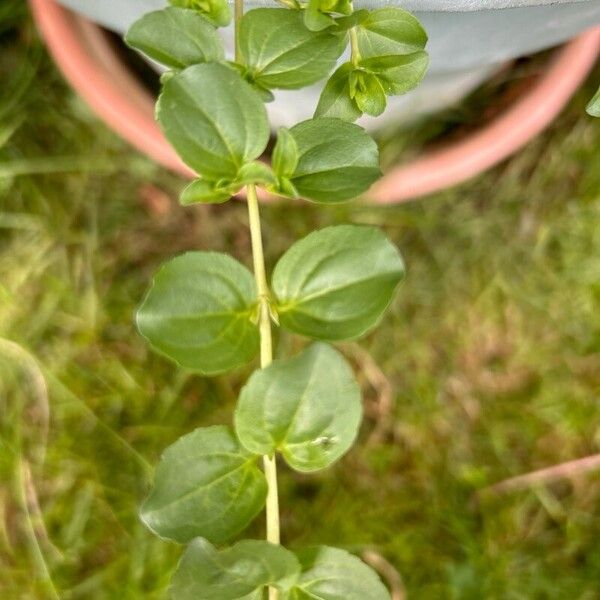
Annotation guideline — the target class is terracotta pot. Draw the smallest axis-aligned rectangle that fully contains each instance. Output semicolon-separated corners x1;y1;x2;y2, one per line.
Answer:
29;0;600;203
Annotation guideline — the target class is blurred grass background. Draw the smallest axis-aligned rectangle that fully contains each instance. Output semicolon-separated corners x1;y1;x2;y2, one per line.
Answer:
1;2;600;598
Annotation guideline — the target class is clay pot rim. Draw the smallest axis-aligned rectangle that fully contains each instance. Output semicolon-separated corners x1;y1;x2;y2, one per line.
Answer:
29;0;600;204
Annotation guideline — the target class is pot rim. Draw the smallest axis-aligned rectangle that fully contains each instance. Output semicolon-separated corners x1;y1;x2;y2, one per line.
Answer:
29;0;600;203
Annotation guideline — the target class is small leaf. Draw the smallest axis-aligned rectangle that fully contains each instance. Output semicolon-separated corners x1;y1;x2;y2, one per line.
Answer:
172;538;300;599
180;178;233;205
287;546;391;600
236;161;278;186
361;51;429;96
140;426;267;544
235;344;362;472
349;71;387;117
284;118;380;203
125;8;224;69
587;85;600;117
170;0;232;27
272;128;299;179
272;225;405;340
304;5;336;32
239;9;346;90
356;7;427;59
314;63;362;122
136;252;259;374
157;63;269;180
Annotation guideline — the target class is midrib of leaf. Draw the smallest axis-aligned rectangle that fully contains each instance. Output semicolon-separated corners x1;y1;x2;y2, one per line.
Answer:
176;80;242;170
278;270;399;311
145;457;257;517
277;353;324;447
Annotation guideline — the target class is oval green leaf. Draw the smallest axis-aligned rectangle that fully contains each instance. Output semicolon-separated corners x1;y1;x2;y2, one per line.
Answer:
235;343;362;472
361;52;429;96
282;118;380;203
172;538;300;599
356;7;427;59
140;426;267;544
287;546;391;600
136;252;259;375
272;225;405;340
157;62;270;179
239;8;346;90
125;7;224;70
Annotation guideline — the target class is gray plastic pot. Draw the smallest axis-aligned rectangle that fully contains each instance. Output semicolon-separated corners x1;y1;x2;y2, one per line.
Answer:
54;0;600;127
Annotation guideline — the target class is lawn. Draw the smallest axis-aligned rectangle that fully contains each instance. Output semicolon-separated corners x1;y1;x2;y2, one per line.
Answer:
1;3;599;599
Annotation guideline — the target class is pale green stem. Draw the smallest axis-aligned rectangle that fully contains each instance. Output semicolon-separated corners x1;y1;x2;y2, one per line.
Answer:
247;184;281;600
350;27;361;67
234;0;243;63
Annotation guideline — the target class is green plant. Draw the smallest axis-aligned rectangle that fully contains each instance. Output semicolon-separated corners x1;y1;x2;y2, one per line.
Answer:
125;0;428;597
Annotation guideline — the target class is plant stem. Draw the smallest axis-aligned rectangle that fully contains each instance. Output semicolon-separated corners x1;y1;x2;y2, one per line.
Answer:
247;184;281;600
350;27;361;67
234;0;243;63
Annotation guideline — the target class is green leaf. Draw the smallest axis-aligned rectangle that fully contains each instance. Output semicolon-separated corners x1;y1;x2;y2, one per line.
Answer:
314;63;361;122
140;426;267;544
125;8;224;70
283;118;380;203
356;7;427;59
272;128;299;179
157;63;269;180
304;5;336;32
180;178;233;205
287;546;391;600
238;9;346;90
172;538;300;599
170;0;232;27
349;71;387;117
235;343;362;472
272;225;405;340
361;52;429;96
136;252;259;374
587;85;600;117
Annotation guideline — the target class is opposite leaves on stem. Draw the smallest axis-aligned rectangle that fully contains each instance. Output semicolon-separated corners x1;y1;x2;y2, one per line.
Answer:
316;7;429;121
235;343;362;472
272;225;405;340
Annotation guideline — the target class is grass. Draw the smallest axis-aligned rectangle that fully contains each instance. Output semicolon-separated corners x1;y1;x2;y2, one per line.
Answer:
1;5;599;599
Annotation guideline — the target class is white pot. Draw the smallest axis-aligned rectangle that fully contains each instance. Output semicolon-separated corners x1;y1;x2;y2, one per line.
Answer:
54;0;600;127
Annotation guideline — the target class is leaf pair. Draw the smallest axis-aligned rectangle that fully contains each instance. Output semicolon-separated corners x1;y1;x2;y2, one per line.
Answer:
128;7;346;94
136;225;405;375
316;8;429;121
171;540;391;599
158;62;379;204
141;343;361;544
